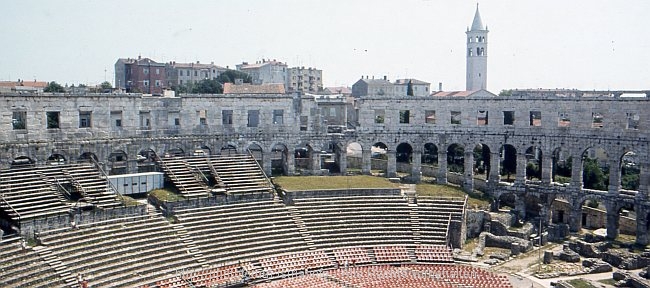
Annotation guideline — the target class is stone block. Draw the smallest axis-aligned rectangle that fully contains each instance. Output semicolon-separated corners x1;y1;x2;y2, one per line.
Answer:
543;250;553;264
559;249;581;263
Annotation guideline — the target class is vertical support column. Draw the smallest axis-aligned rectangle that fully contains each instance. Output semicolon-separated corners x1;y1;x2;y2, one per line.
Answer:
608;159;621;196
568;206;582;233
571;154;584;189
636;205;649;246
437;150;448;184
515;152;527;185
605;201;620;240
541;153;553;185
311;151;321;175
411;151;422;183
262;152;272;177
637;162;649;200
514;194;526;220
362;148;372;175
464;151;474;193
488;152;501;185
338;148;347;175
386;150;397;178
286;151;295;176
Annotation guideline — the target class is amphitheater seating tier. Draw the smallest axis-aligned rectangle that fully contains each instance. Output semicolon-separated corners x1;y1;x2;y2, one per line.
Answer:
0;239;67;288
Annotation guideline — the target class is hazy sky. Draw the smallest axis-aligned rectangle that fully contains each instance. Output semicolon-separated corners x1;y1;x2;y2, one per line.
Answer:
1;0;648;93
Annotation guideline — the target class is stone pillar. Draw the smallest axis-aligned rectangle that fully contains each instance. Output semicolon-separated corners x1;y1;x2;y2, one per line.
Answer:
541;153;553;185
605;201;619;240
608;159;621;196
311;151;321;175
386;150;397;178
515;195;526;220
568;206;582;233
286;151;295;176
262;152;272;176
543;250;553;264
361;149;372;175
636;206;649;246
637;162;649;200
411;151;422;183
464;151;474;193
515;152;527;185
489;152;501;185
338;149;347;175
437;150;448;184
571;155;584;189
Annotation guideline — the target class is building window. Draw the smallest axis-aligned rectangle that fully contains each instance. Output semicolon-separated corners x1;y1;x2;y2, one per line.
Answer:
222;110;233;125
179;70;183;76
46;111;60;129
425;110;436;124
79;111;92;128
143;80;149;87
591;112;603;128
12;111;26;130
143;68;149;75
450;111;461;125
627;113;639;130
194;71;198;77
399;110;410;124
140;111;151;129
273;109;284;124
155;68;160;75
529;111;542;127
477;110;488;126
175;118;180;126
300;116;308;131
155;80;161;87
374;109;385;124
111;111;122;128
198;110;207;125
247;110;259;127
558;112;570;127
503;111;515;125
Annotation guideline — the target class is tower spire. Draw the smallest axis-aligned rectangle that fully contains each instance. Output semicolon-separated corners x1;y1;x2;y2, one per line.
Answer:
471;3;485;31
466;4;489;91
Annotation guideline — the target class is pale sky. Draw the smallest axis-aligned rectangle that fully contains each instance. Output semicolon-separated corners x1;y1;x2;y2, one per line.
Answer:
1;0;649;93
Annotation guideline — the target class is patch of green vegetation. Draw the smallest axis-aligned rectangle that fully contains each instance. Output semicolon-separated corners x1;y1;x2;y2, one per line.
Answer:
566;278;597;288
554;175;571;184
596;279;616;286
416;183;491;209
120;195;141;206
149;189;186;202
273;175;399;191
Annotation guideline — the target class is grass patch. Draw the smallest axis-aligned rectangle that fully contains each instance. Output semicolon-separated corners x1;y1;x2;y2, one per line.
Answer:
416;183;491;209
149;188;186;202
596;279;616;286
565;279;597;288
120;195;141;206
273;175;399;191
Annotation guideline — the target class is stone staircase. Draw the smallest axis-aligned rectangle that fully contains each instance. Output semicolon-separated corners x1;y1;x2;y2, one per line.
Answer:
409;208;423;245
287;206;316;249
158;157;210;197
34;246;76;287
63;165;121;208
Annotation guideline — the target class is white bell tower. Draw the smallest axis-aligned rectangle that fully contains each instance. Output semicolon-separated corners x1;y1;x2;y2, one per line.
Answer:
466;4;488;91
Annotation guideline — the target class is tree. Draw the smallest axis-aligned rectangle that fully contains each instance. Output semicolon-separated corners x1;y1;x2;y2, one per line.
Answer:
216;70;252;84
100;81;112;90
192;79;222;94
499;89;512;96
44;81;65;93
582;158;607;190
501;145;517;180
406;80;414;96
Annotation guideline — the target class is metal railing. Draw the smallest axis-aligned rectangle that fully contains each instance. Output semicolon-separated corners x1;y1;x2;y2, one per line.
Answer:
88;157;126;206
247;149;274;189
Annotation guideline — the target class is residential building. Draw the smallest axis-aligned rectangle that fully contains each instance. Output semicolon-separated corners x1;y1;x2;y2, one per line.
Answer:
236;59;287;85
351;76;393;97
394;79;431;97
286;66;322;93
0;80;48;93
324;86;352;96
114;56;166;94
165;61;227;87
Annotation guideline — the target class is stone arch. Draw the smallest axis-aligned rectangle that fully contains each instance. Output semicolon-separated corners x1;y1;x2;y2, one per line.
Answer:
371;141;389;176
193;145;212;156
137;148;158;173
108;150;128;175
447;143;464;174
620;150;639;191
422;143;439;166
246;142;264;161
550;195;572;225
346;141;364;172
270;143;290;176
525;146;543;181
575;194;607;231
294;142;315;174
551;146;572;184
165;147;185;157
581;147;609;191
47;153;67;165
396;142;413;164
473;143;491;179
495;192;516;211
500;144;517;182
78;152;98;163
11;155;35;168
220;144;238;156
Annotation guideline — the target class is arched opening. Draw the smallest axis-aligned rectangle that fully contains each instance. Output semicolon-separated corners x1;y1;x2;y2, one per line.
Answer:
11;156;35;168
550;196;571;225
192;145;211;156
346;142;363;173
165;147;185;158
396;143;413;175
447;144;464;174
220;145;238;156
371;142;388;176
247;143;263;164
617;204;636;238
271;144;289;176
421;143;438;179
47;154;66;165
108;150;128;175
552;147;572;185
473;144;491;179
577;197;607;231
500;144;517;182
620;151;639;191
525;146;542;181
323;142;343;174
582;147;609;191
137;149;158;173
78;152;98;163
496;193;516;211
294;143;313;174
